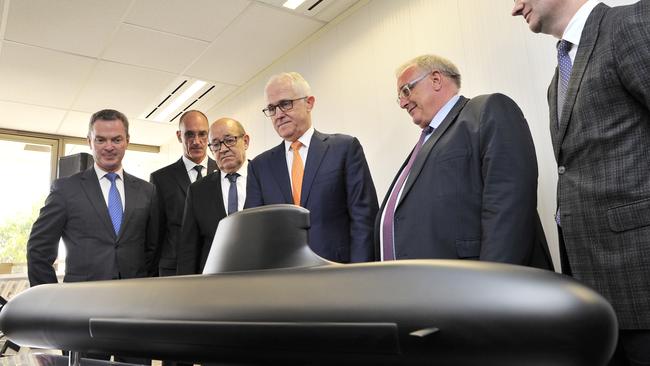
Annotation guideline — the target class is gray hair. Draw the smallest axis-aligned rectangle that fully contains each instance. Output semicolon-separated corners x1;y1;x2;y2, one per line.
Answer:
396;54;461;88
88;109;129;137
265;72;312;98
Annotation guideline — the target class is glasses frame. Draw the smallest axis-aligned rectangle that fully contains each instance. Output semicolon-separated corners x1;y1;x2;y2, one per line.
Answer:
262;97;308;117
208;135;244;152
396;72;430;104
183;130;209;141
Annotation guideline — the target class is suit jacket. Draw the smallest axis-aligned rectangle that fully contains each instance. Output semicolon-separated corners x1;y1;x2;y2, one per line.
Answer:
245;130;378;263
376;94;552;269
27;168;159;286
150;157;216;273
176;171;227;275
548;2;650;329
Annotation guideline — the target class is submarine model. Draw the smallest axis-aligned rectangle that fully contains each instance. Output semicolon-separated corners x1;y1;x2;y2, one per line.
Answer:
0;205;617;365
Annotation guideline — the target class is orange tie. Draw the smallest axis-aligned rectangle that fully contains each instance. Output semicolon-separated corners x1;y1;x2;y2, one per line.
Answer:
291;141;304;206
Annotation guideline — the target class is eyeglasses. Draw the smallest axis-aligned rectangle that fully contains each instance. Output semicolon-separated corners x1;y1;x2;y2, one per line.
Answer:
208;135;243;151
262;97;308;117
183;131;209;141
396;73;430;104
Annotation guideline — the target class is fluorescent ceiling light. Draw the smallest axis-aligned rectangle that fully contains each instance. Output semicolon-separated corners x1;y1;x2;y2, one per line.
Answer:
154;80;207;122
282;0;306;10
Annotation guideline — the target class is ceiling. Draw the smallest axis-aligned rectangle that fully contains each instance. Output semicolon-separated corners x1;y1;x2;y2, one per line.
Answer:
0;0;358;145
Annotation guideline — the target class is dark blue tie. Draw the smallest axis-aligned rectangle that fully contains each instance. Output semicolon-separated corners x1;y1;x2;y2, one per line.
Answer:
105;172;123;235
382;126;433;260
226;173;239;215
557;39;573;124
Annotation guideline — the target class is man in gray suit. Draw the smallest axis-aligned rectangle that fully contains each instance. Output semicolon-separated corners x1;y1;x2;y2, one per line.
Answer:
512;0;650;363
377;54;552;269
27;109;159;286
150;110;217;276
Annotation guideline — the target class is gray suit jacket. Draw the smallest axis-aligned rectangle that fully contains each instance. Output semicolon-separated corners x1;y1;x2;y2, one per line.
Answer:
376;94;552;269
548;1;650;329
150;157;216;273
27;168;159;286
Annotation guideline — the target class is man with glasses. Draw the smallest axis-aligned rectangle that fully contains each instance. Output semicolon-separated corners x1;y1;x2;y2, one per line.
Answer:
245;72;378;263
378;54;552;269
177;117;249;275
150;110;217;276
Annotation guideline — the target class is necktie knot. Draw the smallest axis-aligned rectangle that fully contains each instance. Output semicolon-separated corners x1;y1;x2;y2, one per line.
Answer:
226;172;239;184
193;165;203;180
422;126;434;136
105;172;118;183
291;141;302;151
557;39;572;55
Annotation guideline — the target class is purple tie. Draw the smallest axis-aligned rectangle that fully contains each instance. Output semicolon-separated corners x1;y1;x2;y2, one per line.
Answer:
556;39;573;124
382;126;433;260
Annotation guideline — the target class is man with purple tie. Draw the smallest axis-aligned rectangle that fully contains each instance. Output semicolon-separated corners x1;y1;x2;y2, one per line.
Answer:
377;54;552;269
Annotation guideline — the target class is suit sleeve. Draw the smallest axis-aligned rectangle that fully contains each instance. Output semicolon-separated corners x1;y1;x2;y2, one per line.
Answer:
144;183;160;277
345;138;379;262
478;94;539;264
26;180;66;286
177;185;200;275
243;161;264;208
614;1;650;111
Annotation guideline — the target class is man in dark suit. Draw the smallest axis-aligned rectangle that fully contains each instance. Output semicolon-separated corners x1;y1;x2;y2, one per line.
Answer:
378;54;552;269
512;0;650;363
177;118;249;275
245;72;378;263
150;110;217;276
27;109;158;286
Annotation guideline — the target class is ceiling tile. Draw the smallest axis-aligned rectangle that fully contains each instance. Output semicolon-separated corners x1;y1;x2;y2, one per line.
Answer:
72;61;177;118
186;3;323;86
4;0;131;57
103;24;209;73
56;111;92;138
0;42;96;109
125;0;250;41
0;100;67;134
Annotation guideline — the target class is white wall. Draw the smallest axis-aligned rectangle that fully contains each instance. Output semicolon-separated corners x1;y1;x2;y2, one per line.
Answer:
197;0;635;270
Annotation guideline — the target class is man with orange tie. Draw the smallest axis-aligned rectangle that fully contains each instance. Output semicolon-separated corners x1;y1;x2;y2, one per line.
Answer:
245;72;378;263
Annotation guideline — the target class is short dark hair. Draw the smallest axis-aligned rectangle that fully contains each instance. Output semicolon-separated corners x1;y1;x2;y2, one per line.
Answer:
88;109;129;137
179;110;208;128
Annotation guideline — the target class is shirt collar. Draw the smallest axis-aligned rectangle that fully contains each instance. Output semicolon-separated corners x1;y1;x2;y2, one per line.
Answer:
181;154;208;173
94;163;123;181
562;0;599;46
284;126;315;153
429;94;460;130
220;160;248;181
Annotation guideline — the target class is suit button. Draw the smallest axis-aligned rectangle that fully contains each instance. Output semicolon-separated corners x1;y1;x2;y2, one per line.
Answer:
558;166;566;174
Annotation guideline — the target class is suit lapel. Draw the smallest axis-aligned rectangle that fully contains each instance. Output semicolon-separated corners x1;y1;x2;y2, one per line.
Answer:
209;172;226;215
556;4;608;151
207;157;218;174
549;70;561;160
80;168;116;239
397;96;469;207
119;171;140;241
270;142;293;203
171;158;191;195
301;131;328;207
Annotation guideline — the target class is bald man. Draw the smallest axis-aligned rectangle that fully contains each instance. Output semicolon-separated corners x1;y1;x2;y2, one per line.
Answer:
150;110;217;276
177;118;249;275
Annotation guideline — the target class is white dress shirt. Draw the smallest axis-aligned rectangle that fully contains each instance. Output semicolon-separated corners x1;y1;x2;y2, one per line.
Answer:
284;126;314;188
182;155;209;183
562;0;599;62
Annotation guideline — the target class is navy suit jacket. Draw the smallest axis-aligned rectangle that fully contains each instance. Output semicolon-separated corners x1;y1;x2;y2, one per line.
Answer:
245;130;378;263
376;94;552;269
27;168;159;286
150;157;216;273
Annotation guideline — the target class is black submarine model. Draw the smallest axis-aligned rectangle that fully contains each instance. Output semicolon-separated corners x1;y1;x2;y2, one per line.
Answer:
0;205;618;365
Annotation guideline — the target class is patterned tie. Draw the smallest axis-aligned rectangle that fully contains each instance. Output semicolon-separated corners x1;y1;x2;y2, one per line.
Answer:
382;126;433;260
193;165;203;181
556;39;573;124
105;172;123;235
291;141;304;206
225;173;239;215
